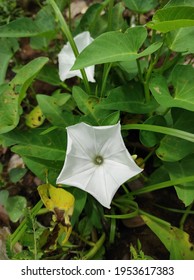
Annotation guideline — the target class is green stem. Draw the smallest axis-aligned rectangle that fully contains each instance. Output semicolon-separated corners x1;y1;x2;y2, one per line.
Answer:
130;176;194;196
154;203;194;215
107;0;114;31
143;43;163;102
179;203;193;230
136;59;144;83
83;232;106;260
48;0;90;94
109;209;116;244
122;123;194;143
100;63;112;98
10;200;43;249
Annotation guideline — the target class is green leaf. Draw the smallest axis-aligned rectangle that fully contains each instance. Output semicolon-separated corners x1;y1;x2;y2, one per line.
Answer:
150;65;194;111
0;57;48;134
71;188;87;227
72;27;162;69
9;168;27;183
0;190;9;205
22;156;63;185
147;6;194;32
0;84;20;134
37;94;74;127
98;84;158;114
164;0;194;8
123;0;158;13
1;127;67;161
11;130;66;161
73;87;110;125
76;3;108;37
100;111;120;125
30;6;56;50
37;64;61;86
164;155;194;206
6;196;27;223
140;115;167;147
11;57;49;90
0;16;53;37
166;27;194;53
0;38;19;84
156;109;194;161
142;214;194;259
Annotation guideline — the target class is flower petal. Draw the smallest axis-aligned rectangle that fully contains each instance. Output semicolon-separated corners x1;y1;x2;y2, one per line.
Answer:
58;31;95;82
57;122;143;208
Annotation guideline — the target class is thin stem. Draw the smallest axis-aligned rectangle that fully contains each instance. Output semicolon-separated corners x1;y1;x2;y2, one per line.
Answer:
82;232;106;260
136;59;144;83
179;203;193;230
130;176;194;196
48;0;90;94
143;43;163;102
122;184;130;194
107;0;114;31
141;147;157;165
154;203;194;215
100;63;112;98
122;123;194;143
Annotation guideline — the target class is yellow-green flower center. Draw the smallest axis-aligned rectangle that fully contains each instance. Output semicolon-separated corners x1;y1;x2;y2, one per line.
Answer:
94;155;104;165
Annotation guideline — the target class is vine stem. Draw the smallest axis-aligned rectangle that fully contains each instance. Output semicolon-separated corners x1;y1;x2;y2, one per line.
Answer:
82;232;106;260
10;200;43;249
122;123;194;143
48;0;90;94
130;176;194;196
179;203;193;230
143;42;163;103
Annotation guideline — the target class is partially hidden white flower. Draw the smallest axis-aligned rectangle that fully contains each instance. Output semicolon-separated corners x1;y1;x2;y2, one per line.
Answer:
58;31;95;83
57;122;143;208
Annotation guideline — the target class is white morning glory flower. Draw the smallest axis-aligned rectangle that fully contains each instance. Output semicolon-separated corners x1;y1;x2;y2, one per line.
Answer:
57;122;143;208
58;31;95;82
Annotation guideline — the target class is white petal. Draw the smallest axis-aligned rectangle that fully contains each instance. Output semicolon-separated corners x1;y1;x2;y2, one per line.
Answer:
66;122;97;159
58;31;95;82
85;165;119;209
56;122;143;208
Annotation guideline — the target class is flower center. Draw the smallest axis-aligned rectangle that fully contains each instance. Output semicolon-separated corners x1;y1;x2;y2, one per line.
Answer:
94;155;104;165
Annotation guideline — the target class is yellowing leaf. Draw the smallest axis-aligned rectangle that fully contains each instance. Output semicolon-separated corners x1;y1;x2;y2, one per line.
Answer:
38;184;75;226
25;106;45;128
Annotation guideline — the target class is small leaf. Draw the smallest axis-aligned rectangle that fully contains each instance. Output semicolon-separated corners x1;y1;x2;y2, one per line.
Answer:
156;109;194;161
37;94;74;127
150;65;194;111
140;115;167;147
0;38;19;84
9;168;27;183
0;190;9;205
147;6;194;32
6;195;27;223
164;155;194;206
166;27;194;53
73;86;111;125
123;0;159;13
